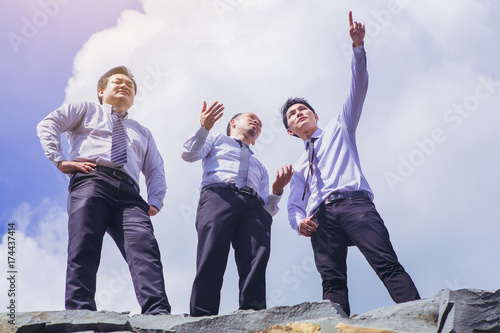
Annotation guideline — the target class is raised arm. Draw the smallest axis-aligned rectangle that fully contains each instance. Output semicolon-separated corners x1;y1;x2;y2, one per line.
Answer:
342;11;369;134
181;101;224;162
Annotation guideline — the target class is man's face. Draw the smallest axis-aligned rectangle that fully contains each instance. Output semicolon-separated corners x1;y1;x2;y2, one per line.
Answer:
231;112;262;143
98;74;135;111
285;103;319;138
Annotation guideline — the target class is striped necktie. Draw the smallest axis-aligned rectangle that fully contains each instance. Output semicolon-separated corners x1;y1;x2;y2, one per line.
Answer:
302;137;316;200
235;139;250;189
110;108;127;167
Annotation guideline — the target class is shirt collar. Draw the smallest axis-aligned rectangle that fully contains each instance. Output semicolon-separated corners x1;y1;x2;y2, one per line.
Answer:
303;128;323;149
104;103;128;119
230;136;255;155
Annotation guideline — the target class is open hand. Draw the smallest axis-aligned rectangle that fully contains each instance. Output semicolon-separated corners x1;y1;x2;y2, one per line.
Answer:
272;164;294;195
200;101;224;131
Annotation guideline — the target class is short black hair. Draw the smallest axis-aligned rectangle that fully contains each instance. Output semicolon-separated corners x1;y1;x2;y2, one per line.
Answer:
97;66;137;105
226;113;243;136
280;97;315;133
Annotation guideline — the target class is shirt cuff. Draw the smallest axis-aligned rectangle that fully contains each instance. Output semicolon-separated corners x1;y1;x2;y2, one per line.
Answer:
196;126;210;140
148;199;163;212
294;216;304;235
267;193;281;205
51;153;66;167
353;43;365;53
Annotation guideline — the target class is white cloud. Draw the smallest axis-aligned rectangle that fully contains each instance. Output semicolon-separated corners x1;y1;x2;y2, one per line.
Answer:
0;200;67;312
12;0;499;316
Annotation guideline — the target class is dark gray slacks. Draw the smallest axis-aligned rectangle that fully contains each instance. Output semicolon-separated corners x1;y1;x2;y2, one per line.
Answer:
65;170;171;314
310;196;420;316
190;187;272;317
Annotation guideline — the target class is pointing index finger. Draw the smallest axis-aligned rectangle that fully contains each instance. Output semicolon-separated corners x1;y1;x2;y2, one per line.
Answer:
349;11;353;27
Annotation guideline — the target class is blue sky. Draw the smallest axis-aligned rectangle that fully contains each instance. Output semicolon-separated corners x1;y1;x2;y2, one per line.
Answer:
1;0;499;316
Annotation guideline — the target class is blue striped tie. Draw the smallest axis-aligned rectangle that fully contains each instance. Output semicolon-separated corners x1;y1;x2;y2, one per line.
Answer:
111;108;127;167
235;139;250;189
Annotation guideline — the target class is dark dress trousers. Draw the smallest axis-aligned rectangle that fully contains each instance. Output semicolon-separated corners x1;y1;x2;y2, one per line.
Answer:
310;195;420;315
189;186;272;317
65;168;171;314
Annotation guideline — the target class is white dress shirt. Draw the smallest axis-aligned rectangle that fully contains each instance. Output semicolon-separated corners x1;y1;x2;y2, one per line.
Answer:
182;126;281;216
37;101;166;210
287;45;373;233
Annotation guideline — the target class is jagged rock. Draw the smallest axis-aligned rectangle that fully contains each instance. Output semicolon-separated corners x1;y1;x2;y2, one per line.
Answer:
2;289;499;333
436;289;500;333
1;301;343;333
336;295;440;332
255;296;439;333
255;289;500;333
169;301;345;333
3;310;131;332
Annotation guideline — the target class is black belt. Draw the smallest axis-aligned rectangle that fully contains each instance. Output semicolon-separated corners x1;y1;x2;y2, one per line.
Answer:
202;182;263;203
325;191;371;204
95;165;138;191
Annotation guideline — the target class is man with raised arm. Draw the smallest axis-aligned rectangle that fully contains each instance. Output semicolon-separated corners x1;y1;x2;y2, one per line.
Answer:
182;101;293;316
37;66;171;314
280;12;420;315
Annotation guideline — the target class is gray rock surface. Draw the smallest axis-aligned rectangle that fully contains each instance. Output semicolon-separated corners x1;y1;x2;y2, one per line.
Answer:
4;310;131;332
168;301;345;333
2;289;499;333
437;289;500;333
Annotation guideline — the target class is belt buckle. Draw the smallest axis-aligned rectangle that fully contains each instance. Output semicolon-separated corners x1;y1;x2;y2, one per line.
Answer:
326;192;344;205
113;169;137;191
238;186;252;196
112;169;125;181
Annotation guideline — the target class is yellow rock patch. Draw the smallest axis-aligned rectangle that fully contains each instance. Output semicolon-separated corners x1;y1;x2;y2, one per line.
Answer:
252;322;321;333
335;322;398;333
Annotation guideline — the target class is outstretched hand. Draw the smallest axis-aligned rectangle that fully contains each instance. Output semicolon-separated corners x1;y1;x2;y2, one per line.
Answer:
272;164;294;195
200;101;224;131
349;11;365;48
